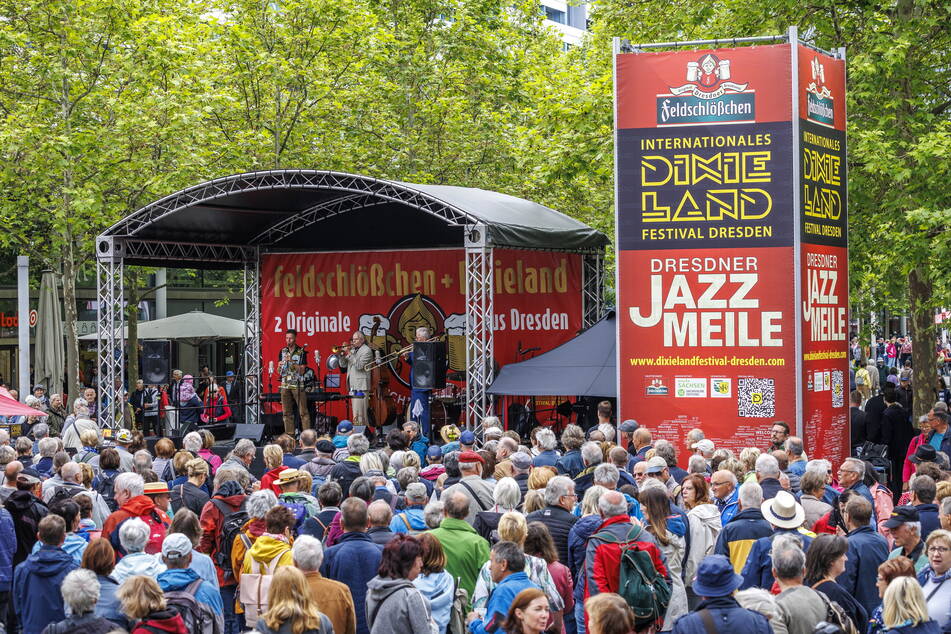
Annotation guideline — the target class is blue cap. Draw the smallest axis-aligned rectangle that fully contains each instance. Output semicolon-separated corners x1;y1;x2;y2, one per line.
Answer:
690;555;743;597
427;445;443;459
460;430;476;445
225;371;235;377
337;420;353;433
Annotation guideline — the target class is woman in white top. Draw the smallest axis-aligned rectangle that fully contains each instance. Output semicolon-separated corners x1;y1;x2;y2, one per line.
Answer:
919;529;951;630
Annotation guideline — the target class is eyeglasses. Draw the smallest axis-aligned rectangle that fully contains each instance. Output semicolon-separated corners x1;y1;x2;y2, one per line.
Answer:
929;546;951;554
711;481;729;487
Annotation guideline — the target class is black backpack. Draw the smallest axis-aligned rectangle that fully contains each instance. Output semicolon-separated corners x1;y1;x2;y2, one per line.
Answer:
164;578;218;634
48;485;86;508
214;498;249;582
94;473;118;512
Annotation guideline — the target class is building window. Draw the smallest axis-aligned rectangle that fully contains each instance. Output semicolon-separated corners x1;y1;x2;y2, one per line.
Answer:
543;6;566;24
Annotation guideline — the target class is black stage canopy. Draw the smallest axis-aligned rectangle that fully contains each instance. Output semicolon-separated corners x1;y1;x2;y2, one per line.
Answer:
487;310;616;398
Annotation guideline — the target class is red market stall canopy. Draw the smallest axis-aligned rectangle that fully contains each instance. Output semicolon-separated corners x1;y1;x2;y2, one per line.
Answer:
0;390;47;417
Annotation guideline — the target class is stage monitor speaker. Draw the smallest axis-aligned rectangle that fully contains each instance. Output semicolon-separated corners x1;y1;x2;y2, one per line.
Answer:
233;423;264;443
412;341;447;390
141;340;171;385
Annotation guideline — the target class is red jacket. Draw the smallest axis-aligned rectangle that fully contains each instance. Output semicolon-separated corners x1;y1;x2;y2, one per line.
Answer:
260;466;288;495
131;610;187;634
198;489;246;586
102;495;170;555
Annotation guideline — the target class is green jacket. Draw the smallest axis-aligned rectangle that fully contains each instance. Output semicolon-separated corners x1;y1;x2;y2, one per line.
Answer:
430;517;490;599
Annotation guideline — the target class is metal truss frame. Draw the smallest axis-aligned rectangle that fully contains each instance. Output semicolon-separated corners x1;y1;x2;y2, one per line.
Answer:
582;252;606;328
95;237;125;431
465;226;494;434
243;250;261;425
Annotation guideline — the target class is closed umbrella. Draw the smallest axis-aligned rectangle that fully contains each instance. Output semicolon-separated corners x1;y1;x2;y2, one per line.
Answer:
34;270;65;396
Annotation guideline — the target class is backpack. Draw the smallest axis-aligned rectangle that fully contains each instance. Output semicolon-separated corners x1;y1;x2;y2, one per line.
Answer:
239;547;291;627
212;499;249;582
815;587;859;634
164;578;220;634
94;473;118;512
48;485;86;508
591;524;671;629
447;580;470;634
396;512;424;536
279;498;309;535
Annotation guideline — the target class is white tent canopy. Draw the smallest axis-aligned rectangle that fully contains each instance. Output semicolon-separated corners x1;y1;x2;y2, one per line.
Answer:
81;310;244;345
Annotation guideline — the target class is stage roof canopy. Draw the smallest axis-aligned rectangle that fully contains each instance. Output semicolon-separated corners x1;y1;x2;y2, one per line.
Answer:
487;310;616;398
100;170;609;268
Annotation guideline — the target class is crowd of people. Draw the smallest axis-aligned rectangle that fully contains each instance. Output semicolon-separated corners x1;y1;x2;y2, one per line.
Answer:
1;394;951;634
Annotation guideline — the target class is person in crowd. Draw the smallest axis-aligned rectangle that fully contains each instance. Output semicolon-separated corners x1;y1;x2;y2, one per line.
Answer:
61;402;98;453
102;472;169;555
670;554;772;634
41;567;116;634
507;452;532;500
80;538;127;628
260;444;289;494
365;534;436;633
472;477;521;542
220;438;256;479
524;521;573;634
710;469;739;526
917;529;951;630
883;388;916;496
197;468;247;631
573;441;607;497
910;475;941;540
766;421;790;453
31;499;87;564
242;503;295;575
300;481;341;540
0;460;23;505
501;587;550;634
6;473;49;566
112;517;166;582
639;482;687;630
803;534;868;630
390;481;428;535
167;508;218;587
680;473;721;608
367;500;396;545
117;574;188;634
176;374;204;429
440;451;493;523
799;469;833;530
584;592;636;634
231;489;277;592
566;485;606;631
156;532;224;630
329;434;368;499
430;490;490;599
556;425;586;477
526;475;578;565
753;453;783;501
740;490;814;590
467;541;540;634
321;497;383;634
413;532;455;634
887;506;929;571
532;428;559;468
785;436;807;477
291;534;356;634
254;566;333;634
301;439;337;485
275;434;305;469
170;456;210;516
840;496;889;615
771;534;827;634
869;556;918;634
13;514;78;634
882;576;942;634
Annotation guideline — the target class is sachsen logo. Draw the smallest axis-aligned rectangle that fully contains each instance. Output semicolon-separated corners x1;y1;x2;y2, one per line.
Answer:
805;56;834;127
657;53;755;126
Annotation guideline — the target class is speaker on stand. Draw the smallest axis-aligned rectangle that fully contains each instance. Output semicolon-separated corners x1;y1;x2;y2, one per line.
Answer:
141;340;171;385
412;341;447;390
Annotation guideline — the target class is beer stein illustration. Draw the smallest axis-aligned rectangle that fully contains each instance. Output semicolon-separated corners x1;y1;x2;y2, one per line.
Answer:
445;313;467;372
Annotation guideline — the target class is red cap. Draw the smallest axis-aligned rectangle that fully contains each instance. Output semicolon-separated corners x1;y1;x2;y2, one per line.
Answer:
458;451;485;465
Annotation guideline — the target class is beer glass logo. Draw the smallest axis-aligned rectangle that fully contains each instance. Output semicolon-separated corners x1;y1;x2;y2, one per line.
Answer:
658;53;754;126
444;313;467;373
668;54;749;100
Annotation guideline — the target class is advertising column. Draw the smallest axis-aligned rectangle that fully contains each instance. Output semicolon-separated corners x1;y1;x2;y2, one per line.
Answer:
615;45;798;455
797;45;849;464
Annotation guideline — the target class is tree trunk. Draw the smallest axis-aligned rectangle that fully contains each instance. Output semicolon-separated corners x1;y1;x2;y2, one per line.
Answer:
909;266;935;421
62;253;82;404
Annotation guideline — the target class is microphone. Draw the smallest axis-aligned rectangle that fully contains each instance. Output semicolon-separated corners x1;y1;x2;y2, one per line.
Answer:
268;361;274;375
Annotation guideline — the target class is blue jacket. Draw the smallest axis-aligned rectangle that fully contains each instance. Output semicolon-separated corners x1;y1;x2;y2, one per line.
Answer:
411;436;430;464
94;574;128;628
713;507;773;574
740;527;814;590
30;532;87;565
0;507;14;591
157;567;224;615
390;505;427;534
715;487;740;526
838;524;888;616
322;531;384;634
882;621;941;634
13;544;79;634
925;429;951;458
916;503;940;541
788;459;806;477
759;478;783;501
671;595;772;633
567;514;602;598
282;453;306;468
556;450;585;478
533;450;559;468
468;571;538;634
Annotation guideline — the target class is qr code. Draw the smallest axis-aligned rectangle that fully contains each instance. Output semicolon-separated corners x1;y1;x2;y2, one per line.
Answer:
738;378;775;417
831;370;844;407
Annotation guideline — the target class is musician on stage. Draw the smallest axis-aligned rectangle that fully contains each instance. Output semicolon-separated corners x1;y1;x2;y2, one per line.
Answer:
405;327;434;437
279;328;311;434
339;330;374;428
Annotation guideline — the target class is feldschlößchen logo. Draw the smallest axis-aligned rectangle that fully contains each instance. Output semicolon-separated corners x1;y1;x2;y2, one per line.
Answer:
658;53;755;126
805;56;834;127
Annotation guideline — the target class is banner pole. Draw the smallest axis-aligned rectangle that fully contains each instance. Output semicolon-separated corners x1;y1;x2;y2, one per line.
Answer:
790;26;804;438
17;255;29;401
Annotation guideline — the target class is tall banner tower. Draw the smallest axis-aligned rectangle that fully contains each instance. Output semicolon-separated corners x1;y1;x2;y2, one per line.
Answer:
615;29;848;462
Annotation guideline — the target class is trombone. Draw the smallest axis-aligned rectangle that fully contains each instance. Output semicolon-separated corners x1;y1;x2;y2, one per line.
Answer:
363;334;445;371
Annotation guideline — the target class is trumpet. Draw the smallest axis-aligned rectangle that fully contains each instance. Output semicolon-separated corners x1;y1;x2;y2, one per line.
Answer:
363;334;446;372
331;343;354;354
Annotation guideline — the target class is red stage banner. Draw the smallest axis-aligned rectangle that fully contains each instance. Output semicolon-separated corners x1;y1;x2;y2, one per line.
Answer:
260;249;583;414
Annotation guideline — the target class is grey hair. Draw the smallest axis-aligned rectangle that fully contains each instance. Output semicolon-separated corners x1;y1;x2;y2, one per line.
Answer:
60;461;82;482
133;450;153;472
292;535;324;572
61;568;100;615
424;501;445;529
0;445;15;465
738;481;764;509
15;436;32;454
348;433;370;456
72;397;88;413
593;463;620;486
687;455;707;474
544;476;575;506
805;459;832;477
32;423;50;439
114;472;144;497
638;477;667;495
580;442;603;467
841;457;865;474
784;437;804;456
941;497;951;516
482;416;502;429
598;490;627;517
215;468;249;492
735;588;780;621
493;478;521;511
247;489;278;519
755;453;780;477
402;420;419;433
653;441;677;467
119;517;151;553
38;436;57;458
904;521;922;536
536;428;557;451
233;438;256;458
770;533;805;580
183;432;202;453
582;485;607;515
367;500;393;526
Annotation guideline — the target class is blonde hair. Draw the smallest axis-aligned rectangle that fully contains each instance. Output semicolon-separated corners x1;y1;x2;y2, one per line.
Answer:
79;429;99;447
262;566;323;634
522;490;545;514
527;466;557;491
116;575;166;619
582;485;607;516
186;457;209;478
360;451;388;474
263;444;283;470
402;451;421;470
78;462;95;488
739;447;761;472
936;480;951;502
498;511;527;546
926;529;951;551
883;576;929;628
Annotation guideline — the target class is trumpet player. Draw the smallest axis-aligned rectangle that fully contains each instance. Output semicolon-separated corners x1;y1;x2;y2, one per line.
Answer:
339;331;373;427
279;328;310;434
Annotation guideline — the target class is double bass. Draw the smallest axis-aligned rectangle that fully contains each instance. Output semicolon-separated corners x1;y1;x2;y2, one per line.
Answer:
368;317;398;428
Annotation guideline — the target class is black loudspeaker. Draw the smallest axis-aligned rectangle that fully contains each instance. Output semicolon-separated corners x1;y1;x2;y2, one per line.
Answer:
233;423;264;443
141;340;171;385
412;341;447;390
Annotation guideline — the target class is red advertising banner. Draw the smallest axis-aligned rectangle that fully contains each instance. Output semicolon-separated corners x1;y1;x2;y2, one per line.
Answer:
260;249;583;414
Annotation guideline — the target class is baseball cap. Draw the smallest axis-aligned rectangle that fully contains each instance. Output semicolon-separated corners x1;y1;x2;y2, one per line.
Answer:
337;420;353;434
618;419;639;433
426;445;443;459
162;533;193;560
33;384;45;392
315;440;336;454
460;431;476;445
16;473;40;486
143;481;170;495
116;429;133;443
225;371;235;377
645;456;667;474
510;452;532;470
884;505;920;529
459;451;485;465
693;439;715;453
